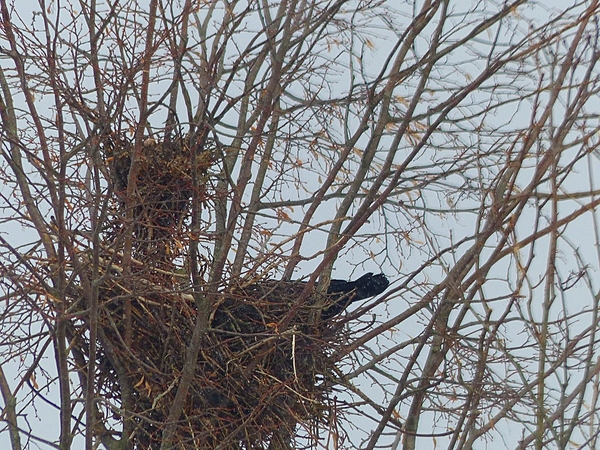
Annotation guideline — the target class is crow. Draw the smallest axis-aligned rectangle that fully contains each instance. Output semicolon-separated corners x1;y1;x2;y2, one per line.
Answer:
322;272;389;320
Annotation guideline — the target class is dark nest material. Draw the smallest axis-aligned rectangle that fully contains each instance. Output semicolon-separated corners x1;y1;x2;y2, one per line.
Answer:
92;275;348;450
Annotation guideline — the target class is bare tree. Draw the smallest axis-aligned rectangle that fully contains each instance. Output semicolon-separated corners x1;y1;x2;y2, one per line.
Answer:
2;0;600;449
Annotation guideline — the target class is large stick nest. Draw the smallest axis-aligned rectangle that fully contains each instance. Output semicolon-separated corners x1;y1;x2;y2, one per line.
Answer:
90;273;347;449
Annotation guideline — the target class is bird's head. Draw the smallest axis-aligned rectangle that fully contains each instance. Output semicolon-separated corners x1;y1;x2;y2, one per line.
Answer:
354;273;389;298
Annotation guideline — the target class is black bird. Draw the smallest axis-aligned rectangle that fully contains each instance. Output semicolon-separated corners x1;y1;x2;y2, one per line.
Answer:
322;272;389;320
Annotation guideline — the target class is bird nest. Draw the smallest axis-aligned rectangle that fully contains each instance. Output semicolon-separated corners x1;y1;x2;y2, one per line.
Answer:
90;273;347;449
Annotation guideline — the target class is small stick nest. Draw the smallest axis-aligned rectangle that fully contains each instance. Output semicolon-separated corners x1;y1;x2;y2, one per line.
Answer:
103;133;212;274
92;276;346;449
